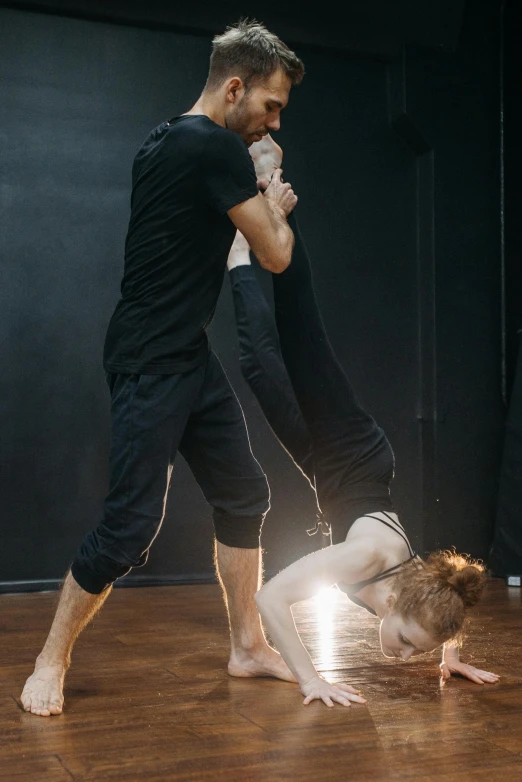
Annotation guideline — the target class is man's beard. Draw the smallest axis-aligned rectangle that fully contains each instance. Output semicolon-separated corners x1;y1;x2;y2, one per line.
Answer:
225;96;264;144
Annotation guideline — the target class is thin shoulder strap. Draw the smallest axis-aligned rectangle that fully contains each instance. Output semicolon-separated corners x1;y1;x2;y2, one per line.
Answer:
382;510;406;532
348;554;417;593
363;513;415;557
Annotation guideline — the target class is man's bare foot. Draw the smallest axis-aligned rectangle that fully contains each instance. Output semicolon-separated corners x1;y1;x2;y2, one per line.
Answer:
20;660;65;716
228;645;297;683
249;135;283;190
227;230;251;271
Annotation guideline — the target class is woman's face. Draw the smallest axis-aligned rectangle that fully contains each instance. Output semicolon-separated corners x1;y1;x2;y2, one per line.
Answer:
379;609;442;660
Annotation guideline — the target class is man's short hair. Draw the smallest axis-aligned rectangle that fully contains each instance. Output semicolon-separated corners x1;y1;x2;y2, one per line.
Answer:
205;19;305;92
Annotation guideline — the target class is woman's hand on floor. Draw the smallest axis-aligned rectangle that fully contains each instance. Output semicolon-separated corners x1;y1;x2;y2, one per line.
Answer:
300;675;367;707
439;660;500;684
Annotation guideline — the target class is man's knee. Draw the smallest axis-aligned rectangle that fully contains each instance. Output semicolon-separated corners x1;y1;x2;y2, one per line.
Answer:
213;511;266;548
212;472;270;548
71;529;151;594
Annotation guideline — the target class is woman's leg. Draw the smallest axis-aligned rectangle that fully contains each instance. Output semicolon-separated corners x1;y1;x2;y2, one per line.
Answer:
272;212;395;533
227;232;315;488
272;213;369;431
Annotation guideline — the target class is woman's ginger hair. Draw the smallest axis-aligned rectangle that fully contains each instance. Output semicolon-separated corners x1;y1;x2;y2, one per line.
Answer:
391;550;487;646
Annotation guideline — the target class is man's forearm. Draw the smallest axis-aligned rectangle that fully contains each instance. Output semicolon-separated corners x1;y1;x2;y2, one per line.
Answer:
262;199;295;273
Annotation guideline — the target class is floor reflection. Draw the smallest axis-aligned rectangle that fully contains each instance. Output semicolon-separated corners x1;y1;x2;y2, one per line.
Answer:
314;586;337;670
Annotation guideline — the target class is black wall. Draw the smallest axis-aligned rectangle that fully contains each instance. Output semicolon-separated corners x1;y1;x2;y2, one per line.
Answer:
0;1;504;590
0;0;467;56
504;0;522;394
487;0;522;575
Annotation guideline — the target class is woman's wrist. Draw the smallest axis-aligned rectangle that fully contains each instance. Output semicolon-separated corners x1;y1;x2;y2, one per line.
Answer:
299;671;323;689
442;644;460;661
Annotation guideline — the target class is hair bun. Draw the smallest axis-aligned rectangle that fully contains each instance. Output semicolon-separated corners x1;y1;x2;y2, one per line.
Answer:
446;567;485;607
427;550;486;608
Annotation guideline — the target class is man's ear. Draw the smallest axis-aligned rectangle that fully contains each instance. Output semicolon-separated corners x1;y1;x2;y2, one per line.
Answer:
225;77;244;104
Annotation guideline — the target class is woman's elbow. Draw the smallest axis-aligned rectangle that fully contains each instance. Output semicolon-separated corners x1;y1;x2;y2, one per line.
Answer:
255;584;293;613
255;584;271;604
254;590;267;613
255;583;279;610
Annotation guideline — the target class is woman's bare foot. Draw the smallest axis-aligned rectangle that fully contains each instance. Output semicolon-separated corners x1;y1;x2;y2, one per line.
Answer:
20;659;65;716
227;230;251;271
249;134;283;189
228;644;297;683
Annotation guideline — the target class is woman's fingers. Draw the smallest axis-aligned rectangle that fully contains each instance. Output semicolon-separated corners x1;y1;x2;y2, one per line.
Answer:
335;685;366;703
337;683;364;696
303;691;360;707
458;665;500;684
468;673;485;684
440;663;451;680
301;678;367;707
330;688;365;705
337;691;366;703
475;670;500;682
336;683;360;693
440;662;500;685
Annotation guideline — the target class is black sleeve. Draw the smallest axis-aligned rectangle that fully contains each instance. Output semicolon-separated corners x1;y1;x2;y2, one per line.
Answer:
199;128;258;215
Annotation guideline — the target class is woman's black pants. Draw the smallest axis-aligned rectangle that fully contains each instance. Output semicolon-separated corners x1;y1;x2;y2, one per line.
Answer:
229;212;395;544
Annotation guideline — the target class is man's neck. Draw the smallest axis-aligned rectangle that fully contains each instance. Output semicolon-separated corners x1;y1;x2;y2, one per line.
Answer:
185;93;225;128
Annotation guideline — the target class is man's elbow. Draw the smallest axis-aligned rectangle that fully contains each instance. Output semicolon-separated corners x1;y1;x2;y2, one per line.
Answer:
270;255;292;274
258;248;292;274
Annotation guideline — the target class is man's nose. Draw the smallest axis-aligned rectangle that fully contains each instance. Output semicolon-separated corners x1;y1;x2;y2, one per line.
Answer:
267;117;280;131
401;649;413;661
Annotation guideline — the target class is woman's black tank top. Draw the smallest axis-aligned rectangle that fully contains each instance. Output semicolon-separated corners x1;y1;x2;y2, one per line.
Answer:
337;512;417;616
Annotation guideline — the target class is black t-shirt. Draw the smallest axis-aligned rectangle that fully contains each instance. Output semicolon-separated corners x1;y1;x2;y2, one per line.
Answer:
103;115;258;374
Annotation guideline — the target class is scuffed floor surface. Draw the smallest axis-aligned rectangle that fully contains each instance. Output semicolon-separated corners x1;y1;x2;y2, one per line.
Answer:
0;579;520;781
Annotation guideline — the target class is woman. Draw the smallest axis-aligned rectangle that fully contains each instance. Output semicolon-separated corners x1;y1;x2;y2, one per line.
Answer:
226;137;499;708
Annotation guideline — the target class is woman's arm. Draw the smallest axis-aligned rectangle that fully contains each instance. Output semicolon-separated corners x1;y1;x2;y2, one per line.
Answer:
440;643;500;685
255;539;381;706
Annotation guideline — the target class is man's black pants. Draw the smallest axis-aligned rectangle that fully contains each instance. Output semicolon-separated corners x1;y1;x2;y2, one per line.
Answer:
71;351;269;594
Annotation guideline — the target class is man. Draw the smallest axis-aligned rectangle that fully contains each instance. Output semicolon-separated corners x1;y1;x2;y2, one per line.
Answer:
21;19;304;716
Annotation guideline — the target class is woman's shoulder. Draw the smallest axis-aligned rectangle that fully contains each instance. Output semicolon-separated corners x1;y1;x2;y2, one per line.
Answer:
348;514;412;559
334;537;389;585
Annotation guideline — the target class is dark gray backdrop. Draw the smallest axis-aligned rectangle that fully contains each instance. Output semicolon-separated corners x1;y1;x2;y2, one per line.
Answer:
0;2;504;589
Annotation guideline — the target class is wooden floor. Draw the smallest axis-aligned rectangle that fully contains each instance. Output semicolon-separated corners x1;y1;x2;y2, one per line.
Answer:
0;579;521;781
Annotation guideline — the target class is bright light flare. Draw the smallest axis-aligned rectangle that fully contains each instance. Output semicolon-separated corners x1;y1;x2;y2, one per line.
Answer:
314;586;337;670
